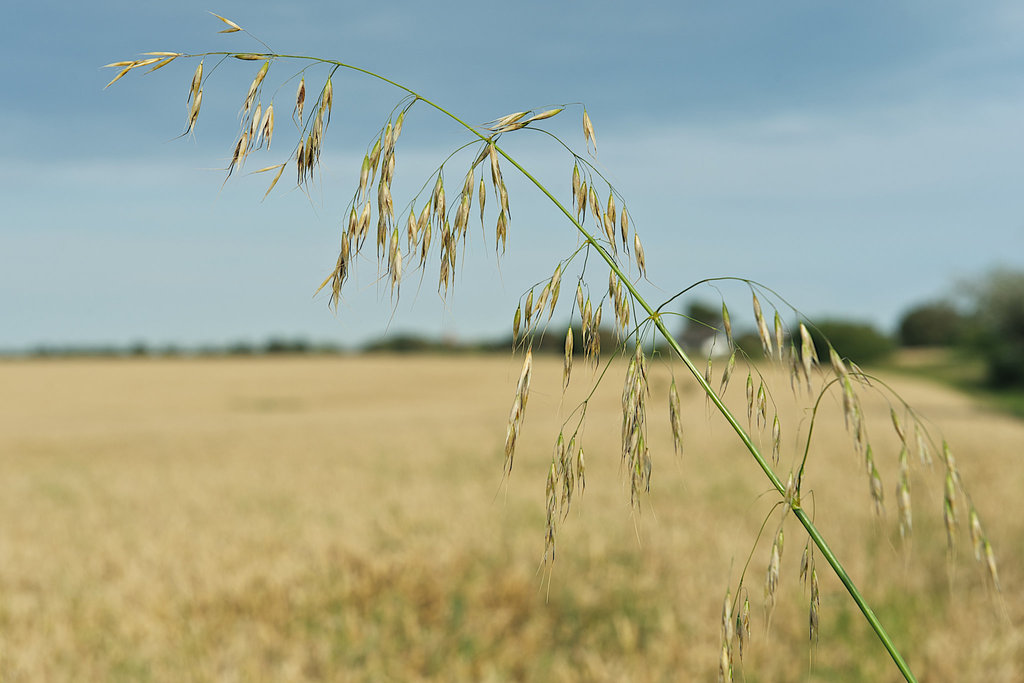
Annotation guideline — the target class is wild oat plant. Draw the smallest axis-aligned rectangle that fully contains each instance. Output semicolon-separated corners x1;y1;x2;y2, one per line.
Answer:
106;14;1002;682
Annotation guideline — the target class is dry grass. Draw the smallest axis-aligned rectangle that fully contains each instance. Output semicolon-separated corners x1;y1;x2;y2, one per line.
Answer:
1;354;1021;681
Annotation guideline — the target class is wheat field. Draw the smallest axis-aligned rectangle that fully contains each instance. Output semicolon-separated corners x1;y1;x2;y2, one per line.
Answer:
0;353;1020;681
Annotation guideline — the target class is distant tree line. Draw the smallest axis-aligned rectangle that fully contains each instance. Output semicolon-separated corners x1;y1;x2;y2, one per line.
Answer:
9;269;1021;389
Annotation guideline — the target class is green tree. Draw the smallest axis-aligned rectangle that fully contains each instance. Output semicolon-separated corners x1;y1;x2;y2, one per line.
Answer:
962;269;1024;388
898;301;964;347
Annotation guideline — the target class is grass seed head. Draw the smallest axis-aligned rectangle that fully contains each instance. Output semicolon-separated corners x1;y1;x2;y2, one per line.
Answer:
969;507;983;561
799;323;816;385
773;312;784;361
943;470;958;550
869;461;884;515
188;60;203;104
897;476;912;539
185;89;202;136
809;569;820;643
752;292;773;358
242;61;269;118
524;107;562;125
488;143;501;188
588;186;601;227
571;165;580;208
322;78;333;121
722;303;734;348
582;109;597;152
258;103;274;149
478;177;486;229
295;77;306;123
563;327;573;389
633;233;646;278
211;12;242;32
719;350;737;395
669;377;683;457
984;540;1001;591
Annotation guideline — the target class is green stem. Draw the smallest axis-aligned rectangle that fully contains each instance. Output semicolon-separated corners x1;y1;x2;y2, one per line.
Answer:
185;51;918;682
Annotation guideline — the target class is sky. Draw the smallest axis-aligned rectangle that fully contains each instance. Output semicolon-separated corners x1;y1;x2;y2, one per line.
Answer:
2;1;1023;351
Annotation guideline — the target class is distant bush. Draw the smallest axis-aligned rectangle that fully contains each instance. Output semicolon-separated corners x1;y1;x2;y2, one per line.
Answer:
898;301;965;347
807;319;895;366
961;269;1024;388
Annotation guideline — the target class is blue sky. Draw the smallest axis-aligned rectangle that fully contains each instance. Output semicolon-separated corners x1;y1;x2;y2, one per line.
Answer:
3;1;1023;350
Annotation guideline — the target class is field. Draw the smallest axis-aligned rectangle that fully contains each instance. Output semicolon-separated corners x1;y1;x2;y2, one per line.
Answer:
1;354;1021;681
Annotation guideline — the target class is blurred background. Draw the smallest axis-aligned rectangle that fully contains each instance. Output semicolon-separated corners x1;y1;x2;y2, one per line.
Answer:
2;1;1023;358
2;3;1023;681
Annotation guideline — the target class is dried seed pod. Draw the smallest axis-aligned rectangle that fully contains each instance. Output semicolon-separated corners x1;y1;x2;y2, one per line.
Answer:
620;207;630;251
524;289;534;329
185;89;202;136
765;528;784;615
809;569;820;643
393;110;405;143
756;382;767;427
752;292;773;358
478;177;486;231
242;61;269;118
669;377;683;457
321;78;333;122
603;213;616;250
357;155;371;199
523;107;562;125
571;165;581;209
984;540;1001;591
548;265;562;320
488;143;501;188
255;163;285;200
588;186;601;225
897;475;912;539
258;104;274;149
943;469;958;550
914;424;931;466
890;408;907;444
773;311;784;361
405;208;418;249
211;12;242;32
799;323;816;383
722;303;733;348
969;507;984;561
488;110;528;131
368;138;382;178
634;233;646;278
498;179;510;218
719;350;737;395
771;414;781;464
187;60;203;105
829;345;848;380
745;372;755;423
248;104;262;149
416;200;431;236
563;327;573;390
534;282;550;321
576;180;587;220
503;348;533;476
495;211;508;253
582;109;597;152
869;460;884;515
295;77;306;123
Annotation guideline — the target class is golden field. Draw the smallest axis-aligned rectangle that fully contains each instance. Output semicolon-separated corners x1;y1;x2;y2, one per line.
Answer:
0;353;1021;681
